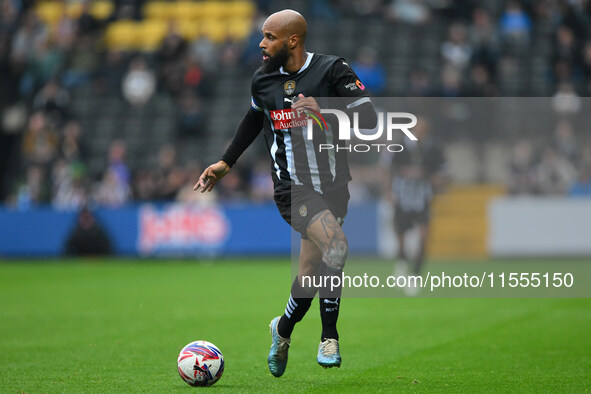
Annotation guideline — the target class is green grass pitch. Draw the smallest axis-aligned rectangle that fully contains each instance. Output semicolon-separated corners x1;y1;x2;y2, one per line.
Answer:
1;259;590;393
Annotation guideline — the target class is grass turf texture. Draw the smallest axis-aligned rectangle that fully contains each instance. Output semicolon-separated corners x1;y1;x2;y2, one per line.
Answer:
0;259;589;393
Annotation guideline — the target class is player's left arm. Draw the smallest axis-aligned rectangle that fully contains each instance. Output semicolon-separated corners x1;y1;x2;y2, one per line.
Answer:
330;59;377;129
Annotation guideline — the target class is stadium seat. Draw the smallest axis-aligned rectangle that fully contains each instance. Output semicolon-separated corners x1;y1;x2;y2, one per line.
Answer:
174;1;199;20
143;1;176;21
202;1;229;21
227;19;252;41
91;1;115;20
230;0;256;19
63;1;113;20
65;2;83;18
35;2;63;26
200;20;227;43
138;20;168;51
177;20;201;40
104;20;139;51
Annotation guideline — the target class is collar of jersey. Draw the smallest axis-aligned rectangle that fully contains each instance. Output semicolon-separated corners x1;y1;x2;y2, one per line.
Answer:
279;52;314;75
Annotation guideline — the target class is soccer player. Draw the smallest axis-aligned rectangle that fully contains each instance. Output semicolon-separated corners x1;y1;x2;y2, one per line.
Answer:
384;118;446;295
194;10;376;377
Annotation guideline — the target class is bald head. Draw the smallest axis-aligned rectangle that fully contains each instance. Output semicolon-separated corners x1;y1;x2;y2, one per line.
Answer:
259;9;308;73
264;9;307;45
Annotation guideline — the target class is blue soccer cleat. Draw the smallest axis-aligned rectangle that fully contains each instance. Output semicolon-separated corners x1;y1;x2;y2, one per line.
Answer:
267;316;290;377
317;338;341;368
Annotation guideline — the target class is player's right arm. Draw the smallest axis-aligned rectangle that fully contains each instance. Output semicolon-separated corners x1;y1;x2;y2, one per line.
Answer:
194;106;264;193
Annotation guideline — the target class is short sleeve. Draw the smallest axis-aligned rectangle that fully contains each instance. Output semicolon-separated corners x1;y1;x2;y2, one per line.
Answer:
330;58;372;110
331;59;367;96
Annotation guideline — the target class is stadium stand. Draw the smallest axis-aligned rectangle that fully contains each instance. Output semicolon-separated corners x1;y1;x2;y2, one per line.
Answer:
1;0;591;212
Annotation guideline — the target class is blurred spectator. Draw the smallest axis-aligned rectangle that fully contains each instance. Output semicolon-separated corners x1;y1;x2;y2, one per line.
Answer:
352;47;386;95
217;169;248;201
408;69;434;96
441;23;472;71
439;66;463;97
58;120;86;163
132;169;157;201
15;165;47;209
52;159;88;210
508;140;538;194
177;91;204;139
33;79;70;123
553;120;578;162
77;1;101;38
64;207;113;256
498;0;532;45
152;143;185;200
465;64;498;97
10;11;48;66
219;39;242;67
94;167;131;207
568;167;591;196
157;23;186;65
54;11;77;51
469;7;499;75
248;160;274;202
0;0;20;34
552;82;581;114
553;25;578;65
61;38;100;88
535;147;577;195
183;59;203;94
387;0;431;25
121;56;156;107
190;36;219;73
21;111;58;166
556;0;588;40
23;37;64;93
95;49;127;95
551;25;579;84
157;23;187;96
106;140;130;187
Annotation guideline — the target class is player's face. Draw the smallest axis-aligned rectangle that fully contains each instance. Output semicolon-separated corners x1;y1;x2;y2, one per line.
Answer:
260;22;290;73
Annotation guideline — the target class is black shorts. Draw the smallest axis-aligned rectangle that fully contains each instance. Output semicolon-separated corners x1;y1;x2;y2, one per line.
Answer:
394;207;430;233
274;184;350;239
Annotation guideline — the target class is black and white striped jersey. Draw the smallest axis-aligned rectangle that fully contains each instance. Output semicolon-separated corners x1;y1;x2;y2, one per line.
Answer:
251;52;370;194
388;138;446;213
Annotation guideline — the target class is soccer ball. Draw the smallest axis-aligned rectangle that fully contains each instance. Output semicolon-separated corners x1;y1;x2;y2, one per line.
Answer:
177;341;224;387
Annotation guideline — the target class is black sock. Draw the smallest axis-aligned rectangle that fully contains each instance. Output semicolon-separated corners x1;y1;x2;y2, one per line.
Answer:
318;262;343;341
277;276;318;338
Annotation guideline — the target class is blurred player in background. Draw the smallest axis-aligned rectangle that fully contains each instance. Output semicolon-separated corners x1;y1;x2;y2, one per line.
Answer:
384;118;447;295
194;10;376;377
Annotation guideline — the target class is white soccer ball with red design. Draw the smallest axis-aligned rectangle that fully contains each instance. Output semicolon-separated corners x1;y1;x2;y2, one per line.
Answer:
177;341;224;387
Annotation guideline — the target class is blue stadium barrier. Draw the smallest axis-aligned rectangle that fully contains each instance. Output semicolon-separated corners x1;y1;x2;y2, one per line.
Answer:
0;203;378;257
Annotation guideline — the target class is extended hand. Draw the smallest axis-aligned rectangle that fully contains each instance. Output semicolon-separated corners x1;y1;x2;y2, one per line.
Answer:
292;93;320;113
193;160;230;193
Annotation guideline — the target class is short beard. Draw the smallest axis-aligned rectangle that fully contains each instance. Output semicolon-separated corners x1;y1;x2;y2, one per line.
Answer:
261;43;289;74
